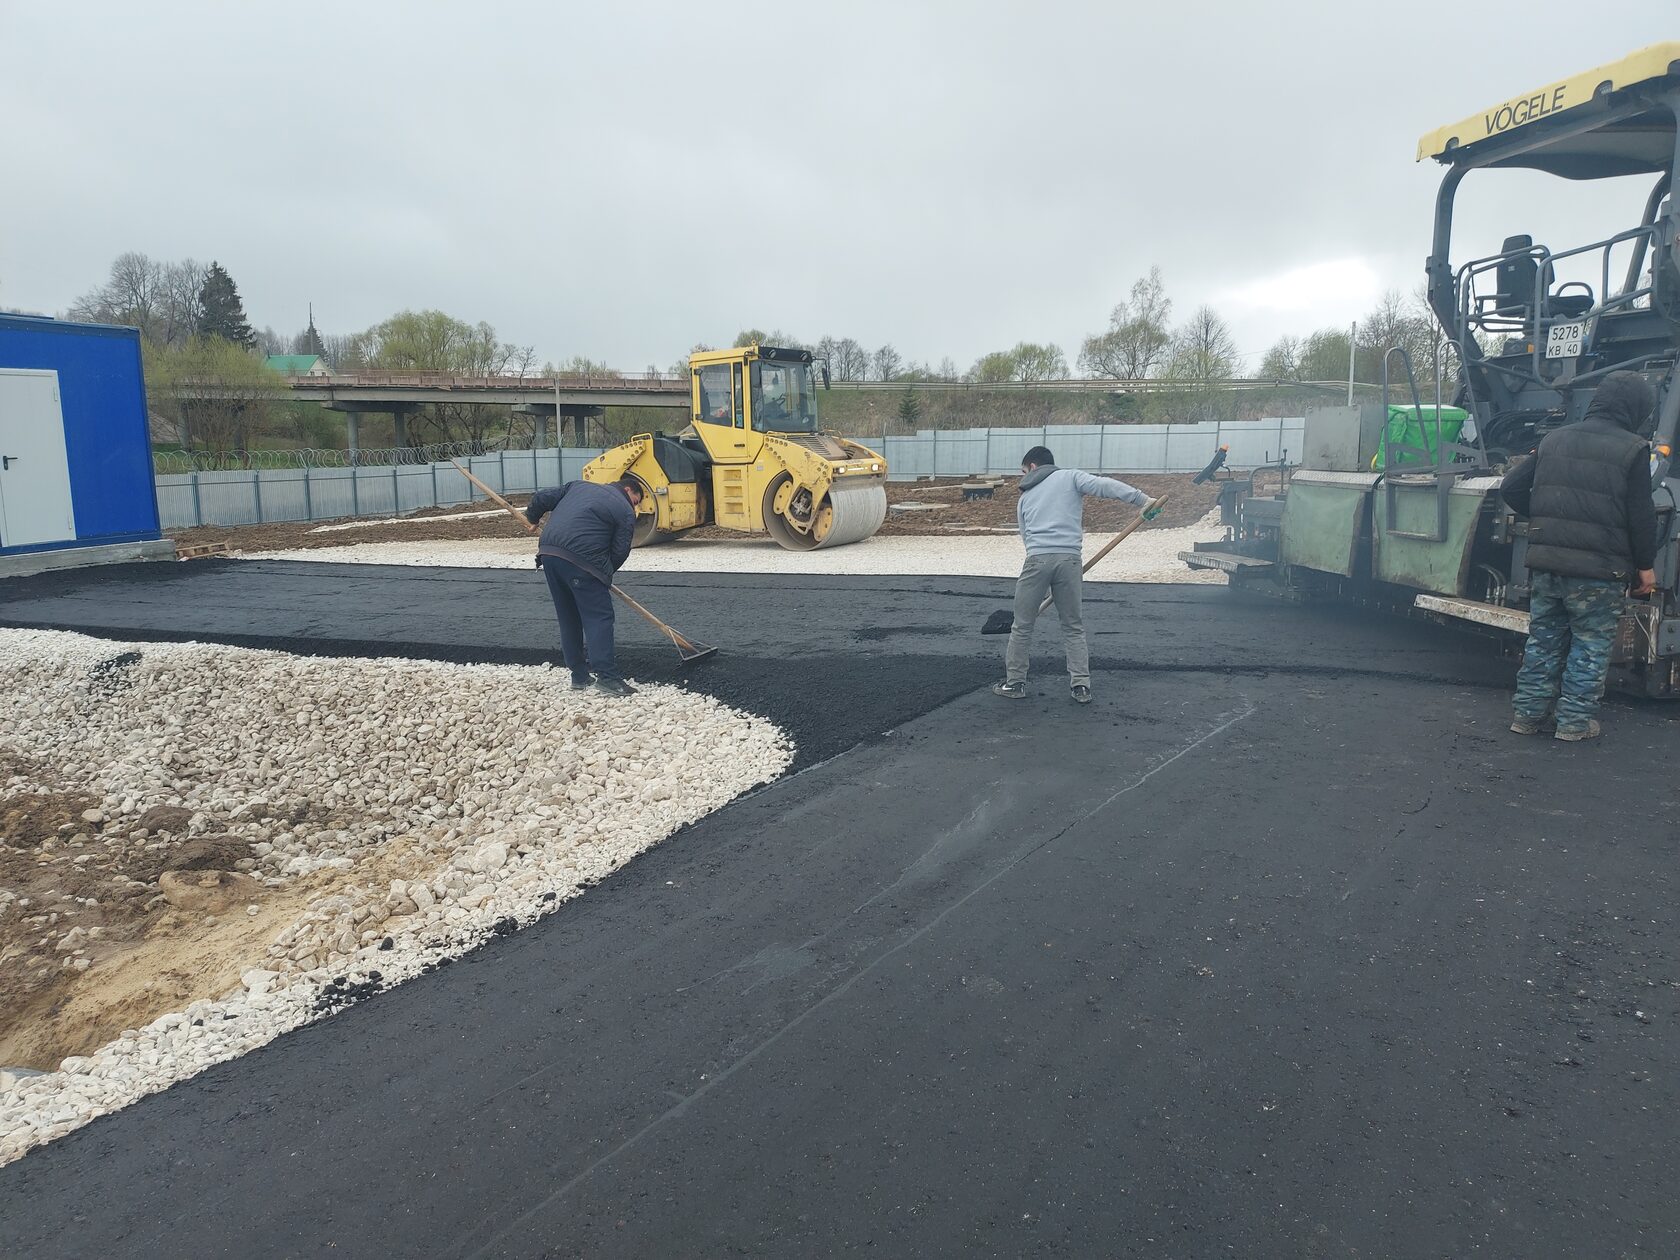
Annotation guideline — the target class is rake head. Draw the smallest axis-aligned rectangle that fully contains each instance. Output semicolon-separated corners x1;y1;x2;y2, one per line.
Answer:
677;641;719;665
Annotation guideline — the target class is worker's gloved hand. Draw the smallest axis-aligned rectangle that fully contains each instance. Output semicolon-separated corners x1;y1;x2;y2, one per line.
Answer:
1142;497;1165;521
1633;568;1658;596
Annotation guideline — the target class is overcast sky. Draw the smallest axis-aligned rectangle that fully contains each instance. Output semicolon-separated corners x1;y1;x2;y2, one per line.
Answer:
0;2;1672;371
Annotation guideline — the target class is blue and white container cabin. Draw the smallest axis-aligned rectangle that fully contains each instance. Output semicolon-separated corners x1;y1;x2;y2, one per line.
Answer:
0;313;173;577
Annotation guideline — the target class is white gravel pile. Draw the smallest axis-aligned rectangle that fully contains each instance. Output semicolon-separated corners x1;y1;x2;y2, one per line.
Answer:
0;629;791;1165
244;511;1228;583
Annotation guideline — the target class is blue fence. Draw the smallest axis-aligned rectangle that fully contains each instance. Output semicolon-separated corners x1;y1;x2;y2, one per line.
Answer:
157;448;606;530
156;419;1305;529
879;418;1303;479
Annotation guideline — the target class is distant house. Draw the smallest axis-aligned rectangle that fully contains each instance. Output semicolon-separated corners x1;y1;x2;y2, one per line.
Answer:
264;354;331;377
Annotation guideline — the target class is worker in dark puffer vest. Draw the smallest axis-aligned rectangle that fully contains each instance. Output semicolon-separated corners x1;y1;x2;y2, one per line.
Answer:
526;478;643;697
1500;371;1659;740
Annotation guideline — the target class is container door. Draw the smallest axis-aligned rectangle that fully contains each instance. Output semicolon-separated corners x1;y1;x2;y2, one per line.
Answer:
0;369;77;548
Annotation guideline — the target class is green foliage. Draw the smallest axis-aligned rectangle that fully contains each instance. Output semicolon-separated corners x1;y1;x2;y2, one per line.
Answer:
1079;267;1174;379
196;262;255;348
971;350;1017;383
144;336;285;454
970;343;1069;383
1008;342;1068;382
733;328;768;348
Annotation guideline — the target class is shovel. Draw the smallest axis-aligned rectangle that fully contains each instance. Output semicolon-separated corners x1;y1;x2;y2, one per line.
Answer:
449;459;718;665
981;494;1168;635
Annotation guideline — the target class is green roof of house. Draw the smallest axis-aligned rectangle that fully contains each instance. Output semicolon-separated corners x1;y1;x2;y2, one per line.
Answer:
265;354;324;374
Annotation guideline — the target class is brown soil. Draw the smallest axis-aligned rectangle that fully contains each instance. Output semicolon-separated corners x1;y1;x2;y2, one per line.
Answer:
0;781;431;1070
171;474;1219;555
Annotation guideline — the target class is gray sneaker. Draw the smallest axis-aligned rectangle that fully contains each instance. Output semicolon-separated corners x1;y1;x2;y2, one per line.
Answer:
1554;719;1601;742
571;674;595;691
593;676;638;697
1071;685;1092;705
991;680;1025;699
1509;714;1553;735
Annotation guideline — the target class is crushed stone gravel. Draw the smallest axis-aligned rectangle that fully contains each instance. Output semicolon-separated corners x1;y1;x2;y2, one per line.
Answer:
0;629;790;1165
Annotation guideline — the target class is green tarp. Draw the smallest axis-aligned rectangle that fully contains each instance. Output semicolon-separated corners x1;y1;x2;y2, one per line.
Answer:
1374;405;1469;470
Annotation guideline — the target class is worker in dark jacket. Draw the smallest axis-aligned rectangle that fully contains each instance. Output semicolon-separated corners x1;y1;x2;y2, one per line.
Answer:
525;478;643;696
1500;371;1659;740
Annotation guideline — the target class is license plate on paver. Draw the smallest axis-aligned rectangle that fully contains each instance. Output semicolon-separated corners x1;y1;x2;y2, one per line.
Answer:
1546;321;1586;358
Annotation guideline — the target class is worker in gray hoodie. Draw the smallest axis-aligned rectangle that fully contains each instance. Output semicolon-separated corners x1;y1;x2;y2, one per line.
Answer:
993;445;1163;704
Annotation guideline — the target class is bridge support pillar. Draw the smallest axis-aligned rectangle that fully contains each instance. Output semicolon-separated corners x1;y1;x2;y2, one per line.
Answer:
392;410;409;451
346;411;361;464
559;405;606;446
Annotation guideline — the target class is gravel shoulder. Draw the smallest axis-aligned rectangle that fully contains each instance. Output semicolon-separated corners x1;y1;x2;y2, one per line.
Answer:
240;518;1229;583
0;630;789;1165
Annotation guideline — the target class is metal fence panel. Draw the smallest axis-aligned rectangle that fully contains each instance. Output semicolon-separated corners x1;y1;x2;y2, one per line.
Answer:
153;425;1308;529
155;448;609;529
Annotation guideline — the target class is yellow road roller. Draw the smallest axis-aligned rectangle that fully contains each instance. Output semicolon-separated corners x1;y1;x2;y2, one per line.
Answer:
581;345;889;550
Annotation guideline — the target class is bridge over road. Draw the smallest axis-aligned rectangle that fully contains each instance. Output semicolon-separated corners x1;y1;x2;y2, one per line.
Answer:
271;370;690;451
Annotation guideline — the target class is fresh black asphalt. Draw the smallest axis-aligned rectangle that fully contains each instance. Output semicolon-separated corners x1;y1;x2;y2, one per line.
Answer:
2;560;1677;1257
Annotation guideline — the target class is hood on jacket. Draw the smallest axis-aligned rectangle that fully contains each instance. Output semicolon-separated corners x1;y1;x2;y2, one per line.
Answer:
1584;371;1657;436
1019;464;1059;492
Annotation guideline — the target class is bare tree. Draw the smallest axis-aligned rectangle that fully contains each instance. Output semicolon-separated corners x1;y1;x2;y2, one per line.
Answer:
157;259;206;345
871;343;903;382
1169;306;1239;380
507;344;539;380
66;253;207;348
1260;334;1303;381
832;338;869;382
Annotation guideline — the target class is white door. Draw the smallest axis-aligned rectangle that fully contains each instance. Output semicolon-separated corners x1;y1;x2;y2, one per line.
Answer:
0;369;77;548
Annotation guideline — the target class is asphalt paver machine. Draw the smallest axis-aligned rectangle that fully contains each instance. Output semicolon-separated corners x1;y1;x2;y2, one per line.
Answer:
1185;43;1680;698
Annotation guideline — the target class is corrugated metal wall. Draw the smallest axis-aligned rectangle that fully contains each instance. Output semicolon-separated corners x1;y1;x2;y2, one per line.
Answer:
156;449;605;529
0;314;160;550
156;419;1305;530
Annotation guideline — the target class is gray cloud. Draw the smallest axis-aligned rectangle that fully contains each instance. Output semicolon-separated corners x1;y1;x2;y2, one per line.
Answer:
1;0;1669;370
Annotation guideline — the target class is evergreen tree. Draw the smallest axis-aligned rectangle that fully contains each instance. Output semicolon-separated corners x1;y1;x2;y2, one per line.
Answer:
197;261;255;348
896;388;922;427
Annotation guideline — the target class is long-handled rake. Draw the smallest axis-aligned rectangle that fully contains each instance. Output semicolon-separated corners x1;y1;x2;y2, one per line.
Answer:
980;493;1169;635
450;460;718;665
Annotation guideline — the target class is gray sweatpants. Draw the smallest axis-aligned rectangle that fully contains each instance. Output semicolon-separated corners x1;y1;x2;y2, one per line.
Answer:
1004;552;1088;687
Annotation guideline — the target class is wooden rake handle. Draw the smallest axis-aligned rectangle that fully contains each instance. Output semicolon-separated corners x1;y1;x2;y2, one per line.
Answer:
451;459;535;533
609;585;700;652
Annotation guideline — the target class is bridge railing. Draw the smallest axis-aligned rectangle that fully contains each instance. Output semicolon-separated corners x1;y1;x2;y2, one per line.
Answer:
271;370;690;390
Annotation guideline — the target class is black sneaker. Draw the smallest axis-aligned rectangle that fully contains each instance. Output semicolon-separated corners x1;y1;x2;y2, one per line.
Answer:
991;680;1025;699
1071;685;1091;705
593;675;638;697
571;674;594;691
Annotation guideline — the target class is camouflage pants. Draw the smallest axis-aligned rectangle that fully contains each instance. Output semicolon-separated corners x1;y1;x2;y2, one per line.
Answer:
1513;572;1622;731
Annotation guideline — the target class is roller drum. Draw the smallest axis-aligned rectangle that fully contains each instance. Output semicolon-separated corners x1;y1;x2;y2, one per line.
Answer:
763;477;887;550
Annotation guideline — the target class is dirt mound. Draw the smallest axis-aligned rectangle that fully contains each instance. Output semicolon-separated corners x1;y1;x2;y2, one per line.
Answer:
0;791;99;849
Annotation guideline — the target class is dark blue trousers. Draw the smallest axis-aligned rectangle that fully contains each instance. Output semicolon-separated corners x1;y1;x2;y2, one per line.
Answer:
540;555;618;681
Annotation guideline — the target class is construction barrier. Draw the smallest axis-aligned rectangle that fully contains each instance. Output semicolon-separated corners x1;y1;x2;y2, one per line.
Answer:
154;419;1305;529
